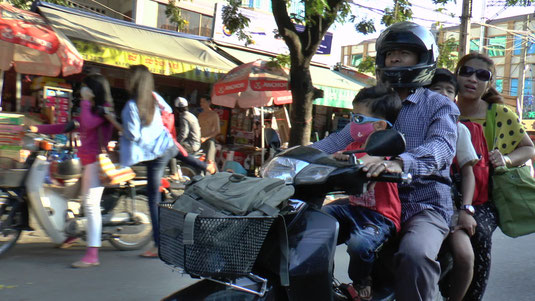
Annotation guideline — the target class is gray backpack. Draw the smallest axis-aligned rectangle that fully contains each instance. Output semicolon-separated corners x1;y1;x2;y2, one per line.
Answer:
178;172;294;216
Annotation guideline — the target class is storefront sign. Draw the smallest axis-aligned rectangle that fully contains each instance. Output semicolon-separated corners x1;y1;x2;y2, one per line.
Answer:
72;40;227;83
313;85;355;109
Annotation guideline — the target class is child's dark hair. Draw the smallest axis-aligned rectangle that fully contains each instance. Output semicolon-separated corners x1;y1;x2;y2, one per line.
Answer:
352;86;402;125
429;68;458;95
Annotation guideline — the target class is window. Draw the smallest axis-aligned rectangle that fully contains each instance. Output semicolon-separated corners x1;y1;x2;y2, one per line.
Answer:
157;3;177;31
470;39;480;52
181;10;200;35
511;78;518;96
200;15;213;37
487;36;506;57
156;4;212;38
495;79;503;93
510;78;533;96
351;54;363;67
513;36;535;56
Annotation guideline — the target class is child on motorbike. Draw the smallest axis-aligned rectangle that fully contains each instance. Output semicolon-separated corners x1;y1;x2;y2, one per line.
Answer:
428;69;478;301
317;85;402;300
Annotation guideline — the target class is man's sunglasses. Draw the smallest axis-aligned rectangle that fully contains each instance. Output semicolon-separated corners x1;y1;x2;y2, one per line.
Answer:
458;66;492;82
350;113;392;127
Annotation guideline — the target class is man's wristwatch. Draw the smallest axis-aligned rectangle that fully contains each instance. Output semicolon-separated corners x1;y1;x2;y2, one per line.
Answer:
460;204;475;216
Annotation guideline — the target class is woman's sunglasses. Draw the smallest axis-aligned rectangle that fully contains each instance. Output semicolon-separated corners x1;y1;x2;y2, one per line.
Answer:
458;66;492;82
350;113;392;127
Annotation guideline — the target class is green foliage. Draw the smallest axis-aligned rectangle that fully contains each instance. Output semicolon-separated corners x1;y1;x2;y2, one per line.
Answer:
270;54;291;68
381;0;413;26
165;0;189;31
222;0;252;45
8;0;70;10
355;19;376;35
356;56;376;74
437;36;459;70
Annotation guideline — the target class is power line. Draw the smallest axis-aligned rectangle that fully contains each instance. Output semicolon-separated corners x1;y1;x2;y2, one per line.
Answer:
351;2;458;25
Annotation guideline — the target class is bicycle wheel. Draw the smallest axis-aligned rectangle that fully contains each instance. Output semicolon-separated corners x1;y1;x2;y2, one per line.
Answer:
0;197;22;256
108;194;152;251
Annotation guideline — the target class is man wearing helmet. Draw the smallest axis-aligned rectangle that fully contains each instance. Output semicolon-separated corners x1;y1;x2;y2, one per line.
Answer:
312;21;458;301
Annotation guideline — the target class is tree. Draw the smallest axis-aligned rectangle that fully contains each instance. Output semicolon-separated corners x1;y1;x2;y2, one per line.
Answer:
9;0;70;10
224;0;532;146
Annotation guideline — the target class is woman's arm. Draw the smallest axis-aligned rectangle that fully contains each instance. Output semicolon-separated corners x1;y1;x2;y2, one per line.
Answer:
121;101;141;142
491;132;535;168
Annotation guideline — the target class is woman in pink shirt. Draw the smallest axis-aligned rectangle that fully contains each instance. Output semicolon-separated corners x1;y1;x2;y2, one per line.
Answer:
34;74;116;268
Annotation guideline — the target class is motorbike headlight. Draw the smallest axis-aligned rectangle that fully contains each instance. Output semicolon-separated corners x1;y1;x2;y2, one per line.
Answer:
294;164;336;185
261;157;308;184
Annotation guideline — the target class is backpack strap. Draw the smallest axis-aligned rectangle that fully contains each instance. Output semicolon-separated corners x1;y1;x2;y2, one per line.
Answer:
484;103;497;151
183;212;199;245
276;216;290;287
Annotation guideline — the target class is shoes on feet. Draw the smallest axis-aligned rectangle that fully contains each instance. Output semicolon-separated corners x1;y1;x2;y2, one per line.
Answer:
59;237;79;249
140;247;158;258
71;260;100;268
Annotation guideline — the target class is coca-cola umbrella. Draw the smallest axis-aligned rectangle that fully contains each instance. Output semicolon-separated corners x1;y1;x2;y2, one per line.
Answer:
211;59;292;164
0;3;83;108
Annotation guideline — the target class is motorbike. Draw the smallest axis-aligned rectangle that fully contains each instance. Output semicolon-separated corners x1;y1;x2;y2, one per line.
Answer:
0;132;153;256
161;129;423;301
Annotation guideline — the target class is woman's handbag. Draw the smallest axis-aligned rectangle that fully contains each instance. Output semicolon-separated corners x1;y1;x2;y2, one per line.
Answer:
97;126;136;185
492;165;535;237
485;103;535;237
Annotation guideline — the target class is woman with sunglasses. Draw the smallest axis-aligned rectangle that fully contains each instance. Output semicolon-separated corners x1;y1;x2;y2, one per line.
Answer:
455;52;535;300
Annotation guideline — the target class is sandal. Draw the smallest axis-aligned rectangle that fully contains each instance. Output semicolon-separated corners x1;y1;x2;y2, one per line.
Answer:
339;283;361;301
354;276;373;301
58;237;79;249
140;247;158;258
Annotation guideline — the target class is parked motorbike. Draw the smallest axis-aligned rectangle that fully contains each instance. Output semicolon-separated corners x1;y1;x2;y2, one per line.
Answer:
161;129;420;301
0;133;152;256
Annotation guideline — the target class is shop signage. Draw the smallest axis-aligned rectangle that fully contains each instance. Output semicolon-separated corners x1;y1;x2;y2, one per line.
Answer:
313;85;354;109
71;39;227;83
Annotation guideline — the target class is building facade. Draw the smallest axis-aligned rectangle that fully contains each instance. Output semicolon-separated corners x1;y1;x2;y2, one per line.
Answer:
340;14;534;107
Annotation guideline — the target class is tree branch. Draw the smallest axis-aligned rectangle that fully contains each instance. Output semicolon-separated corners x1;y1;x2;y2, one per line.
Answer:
271;0;301;55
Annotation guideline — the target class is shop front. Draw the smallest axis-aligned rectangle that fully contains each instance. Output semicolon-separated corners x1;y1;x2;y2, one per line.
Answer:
36;2;237;112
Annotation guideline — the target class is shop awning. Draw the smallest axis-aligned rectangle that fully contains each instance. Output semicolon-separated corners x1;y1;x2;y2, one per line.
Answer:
217;45;368;109
37;3;237;83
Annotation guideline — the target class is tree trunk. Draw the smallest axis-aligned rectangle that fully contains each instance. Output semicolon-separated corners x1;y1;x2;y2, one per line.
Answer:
288;61;314;147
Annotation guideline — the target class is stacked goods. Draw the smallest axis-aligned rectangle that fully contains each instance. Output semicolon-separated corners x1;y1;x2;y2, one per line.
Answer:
0;113;28;163
43;88;71;123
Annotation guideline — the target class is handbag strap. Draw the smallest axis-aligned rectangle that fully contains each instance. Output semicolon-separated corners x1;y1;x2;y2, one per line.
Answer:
484;103;497;151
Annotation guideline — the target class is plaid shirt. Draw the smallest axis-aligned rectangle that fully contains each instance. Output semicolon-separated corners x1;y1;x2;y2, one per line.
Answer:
312;88;459;224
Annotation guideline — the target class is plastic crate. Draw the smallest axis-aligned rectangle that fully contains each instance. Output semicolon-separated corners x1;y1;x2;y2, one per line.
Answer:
158;205;274;278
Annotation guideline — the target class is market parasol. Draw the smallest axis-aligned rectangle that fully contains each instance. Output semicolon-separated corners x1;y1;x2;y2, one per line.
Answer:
0;3;83;108
211;59;292;164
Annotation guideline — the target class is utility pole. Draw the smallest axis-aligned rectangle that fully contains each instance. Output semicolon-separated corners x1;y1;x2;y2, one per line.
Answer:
459;0;472;56
478;0;487;53
517;14;530;121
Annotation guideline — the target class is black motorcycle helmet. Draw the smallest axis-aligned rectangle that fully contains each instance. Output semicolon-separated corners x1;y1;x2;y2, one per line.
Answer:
375;21;438;88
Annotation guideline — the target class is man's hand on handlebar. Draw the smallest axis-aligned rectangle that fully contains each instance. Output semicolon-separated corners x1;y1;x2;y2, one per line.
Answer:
362;158;403;178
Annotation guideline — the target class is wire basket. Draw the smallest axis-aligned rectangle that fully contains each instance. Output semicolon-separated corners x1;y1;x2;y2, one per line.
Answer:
158;205;275;278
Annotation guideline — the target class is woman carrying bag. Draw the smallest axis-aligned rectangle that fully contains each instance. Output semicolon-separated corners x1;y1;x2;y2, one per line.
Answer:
455;52;535;300
30;74;118;268
119;65;178;258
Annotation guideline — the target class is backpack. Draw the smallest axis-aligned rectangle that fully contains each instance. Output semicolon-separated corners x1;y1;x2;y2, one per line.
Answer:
175;172;294;217
452;121;490;206
153;92;188;157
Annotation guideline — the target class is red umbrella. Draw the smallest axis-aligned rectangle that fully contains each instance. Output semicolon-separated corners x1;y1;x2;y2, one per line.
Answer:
212;59;291;164
0;3;83;77
211;59;292;108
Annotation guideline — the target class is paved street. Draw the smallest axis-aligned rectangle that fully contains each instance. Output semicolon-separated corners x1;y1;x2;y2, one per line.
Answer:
0;223;534;301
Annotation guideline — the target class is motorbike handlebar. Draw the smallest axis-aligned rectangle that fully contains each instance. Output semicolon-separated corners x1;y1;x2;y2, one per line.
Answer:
372;172;412;184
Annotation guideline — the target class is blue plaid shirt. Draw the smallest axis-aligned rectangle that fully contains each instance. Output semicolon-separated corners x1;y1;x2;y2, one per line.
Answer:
312;88;459;224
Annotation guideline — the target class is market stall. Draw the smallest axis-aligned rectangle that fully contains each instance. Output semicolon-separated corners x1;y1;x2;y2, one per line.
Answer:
211;59;291;172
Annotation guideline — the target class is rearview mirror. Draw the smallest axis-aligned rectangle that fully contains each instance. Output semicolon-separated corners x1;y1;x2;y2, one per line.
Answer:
365;129;406;157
